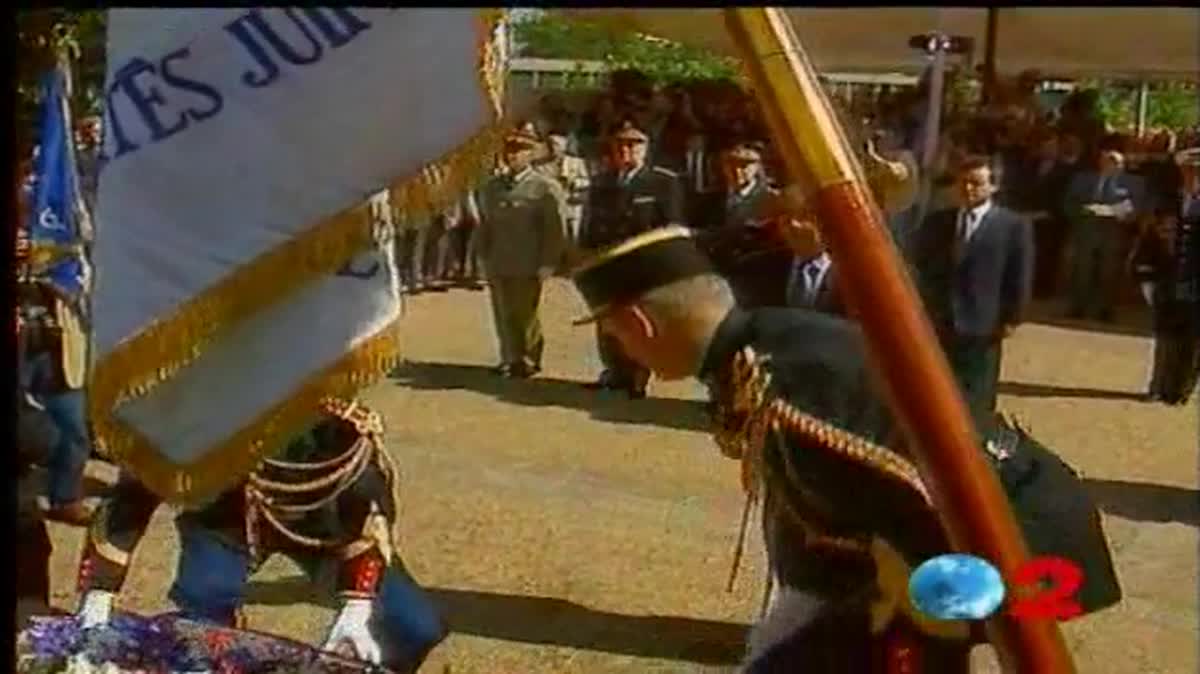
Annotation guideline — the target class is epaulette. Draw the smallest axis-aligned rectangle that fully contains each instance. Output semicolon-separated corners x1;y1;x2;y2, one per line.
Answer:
651;166;679;179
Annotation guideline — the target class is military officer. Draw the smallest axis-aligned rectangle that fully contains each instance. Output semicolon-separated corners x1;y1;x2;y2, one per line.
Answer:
579;120;685;398
75;398;446;673
569;227;1121;673
536;130;591;248
476;127;569;378
693;140;794;309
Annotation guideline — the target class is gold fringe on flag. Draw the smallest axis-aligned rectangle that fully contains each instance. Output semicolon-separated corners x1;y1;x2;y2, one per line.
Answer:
90;9;513;506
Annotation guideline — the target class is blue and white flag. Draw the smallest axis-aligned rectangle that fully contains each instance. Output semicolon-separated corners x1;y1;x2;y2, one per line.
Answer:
91;8;512;505
29;66;93;248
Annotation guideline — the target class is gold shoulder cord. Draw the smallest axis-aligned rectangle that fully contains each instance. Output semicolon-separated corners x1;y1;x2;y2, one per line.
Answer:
243;397;402;565
716;347;968;639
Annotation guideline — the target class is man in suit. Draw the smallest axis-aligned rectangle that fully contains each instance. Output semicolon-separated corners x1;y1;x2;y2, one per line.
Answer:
913;156;1035;426
1063;148;1142;321
537;131;590;248
693;141;794;309
1014;131;1077;298
579;120;685;398
476;128;569;379
784;220;844;317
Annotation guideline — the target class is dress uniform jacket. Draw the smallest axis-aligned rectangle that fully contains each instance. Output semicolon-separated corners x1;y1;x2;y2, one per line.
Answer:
579;164;684;251
79;401;445;670
476;168;568;278
701;307;1121;672
693;179;793;308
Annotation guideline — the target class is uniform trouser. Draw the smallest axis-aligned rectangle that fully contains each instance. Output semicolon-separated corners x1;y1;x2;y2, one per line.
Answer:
1149;332;1200;403
1068;217;1123;318
488;277;545;369
1033;215;1069;299
395;229;419;288
37;381;92;507
418;220;448;282
945;336;1002;428
595;326;650;390
169;521;446;673
447;223;480;279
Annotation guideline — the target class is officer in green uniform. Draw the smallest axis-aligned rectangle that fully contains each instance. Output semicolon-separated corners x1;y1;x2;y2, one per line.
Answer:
476;127;569;378
579;120;685;398
570;227;1121;673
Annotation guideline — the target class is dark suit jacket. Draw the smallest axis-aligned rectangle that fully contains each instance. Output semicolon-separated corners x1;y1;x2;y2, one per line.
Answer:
1063;170;1145;221
914;204;1035;338
786;256;846;317
693;179;792;307
580;164;684;249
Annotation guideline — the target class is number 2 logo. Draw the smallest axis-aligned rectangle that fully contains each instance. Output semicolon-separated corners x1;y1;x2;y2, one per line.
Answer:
1006;556;1084;621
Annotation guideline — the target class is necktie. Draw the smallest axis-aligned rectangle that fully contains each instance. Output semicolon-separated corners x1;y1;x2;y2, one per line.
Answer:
805;261;823;303
958;210;974;243
691;151;705;192
1094;176;1109;202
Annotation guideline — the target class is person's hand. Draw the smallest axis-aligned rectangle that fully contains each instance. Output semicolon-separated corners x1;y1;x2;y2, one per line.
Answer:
322;598;382;664
774;216;823;259
78;590;114;629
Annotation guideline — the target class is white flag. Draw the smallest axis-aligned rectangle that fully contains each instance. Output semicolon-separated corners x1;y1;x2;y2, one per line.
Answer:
91;8;510;505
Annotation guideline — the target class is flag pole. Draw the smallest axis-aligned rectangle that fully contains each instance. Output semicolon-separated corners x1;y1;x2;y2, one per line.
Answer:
722;8;1075;673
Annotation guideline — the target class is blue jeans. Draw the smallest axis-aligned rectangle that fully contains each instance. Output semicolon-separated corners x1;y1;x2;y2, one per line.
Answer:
169;522;446;671
42;389;91;506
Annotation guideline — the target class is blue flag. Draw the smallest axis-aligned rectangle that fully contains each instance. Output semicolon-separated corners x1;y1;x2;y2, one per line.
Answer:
29;66;89;247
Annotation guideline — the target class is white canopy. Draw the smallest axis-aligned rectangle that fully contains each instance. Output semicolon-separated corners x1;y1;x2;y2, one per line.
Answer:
557;8;1200;81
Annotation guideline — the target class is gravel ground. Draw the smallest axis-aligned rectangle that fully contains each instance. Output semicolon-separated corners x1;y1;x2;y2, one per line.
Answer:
40;279;1197;673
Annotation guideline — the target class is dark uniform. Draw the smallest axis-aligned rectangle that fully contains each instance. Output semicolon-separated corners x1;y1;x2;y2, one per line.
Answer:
693;143;793;309
580;122;685;397
570;228;1122;673
77;398;446;673
1139;164;1200;404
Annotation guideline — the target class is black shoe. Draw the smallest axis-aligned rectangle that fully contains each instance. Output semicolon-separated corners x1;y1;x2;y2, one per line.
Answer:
583;371;616;390
627;385;647;400
505;364;535;379
492;363;512;376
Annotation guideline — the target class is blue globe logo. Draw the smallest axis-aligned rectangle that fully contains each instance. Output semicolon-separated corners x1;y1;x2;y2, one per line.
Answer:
908;554;1006;621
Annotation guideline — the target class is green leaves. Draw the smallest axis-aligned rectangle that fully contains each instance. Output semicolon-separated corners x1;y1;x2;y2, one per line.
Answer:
512;14;738;85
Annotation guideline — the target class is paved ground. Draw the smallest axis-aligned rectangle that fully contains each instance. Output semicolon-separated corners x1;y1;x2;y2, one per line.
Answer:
40;280;1198;673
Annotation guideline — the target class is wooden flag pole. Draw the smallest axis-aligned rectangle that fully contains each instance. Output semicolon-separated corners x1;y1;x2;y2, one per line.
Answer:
722;8;1076;673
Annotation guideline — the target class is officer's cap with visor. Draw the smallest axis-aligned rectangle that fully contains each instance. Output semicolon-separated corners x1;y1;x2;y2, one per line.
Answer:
570;226;716;325
609;120;650;145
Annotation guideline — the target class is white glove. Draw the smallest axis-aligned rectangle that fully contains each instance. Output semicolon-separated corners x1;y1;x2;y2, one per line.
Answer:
322;598;381;664
77;590;114;629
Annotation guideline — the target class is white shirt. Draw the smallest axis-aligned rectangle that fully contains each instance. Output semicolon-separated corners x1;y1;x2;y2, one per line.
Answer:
787;252;832;308
958;200;992;243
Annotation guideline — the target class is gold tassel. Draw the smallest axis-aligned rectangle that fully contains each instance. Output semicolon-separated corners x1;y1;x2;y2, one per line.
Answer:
90;10;512;507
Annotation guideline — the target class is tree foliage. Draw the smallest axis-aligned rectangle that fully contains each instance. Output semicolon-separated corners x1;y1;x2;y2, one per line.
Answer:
1086;79;1198;131
511;14;739;85
16;9;107;150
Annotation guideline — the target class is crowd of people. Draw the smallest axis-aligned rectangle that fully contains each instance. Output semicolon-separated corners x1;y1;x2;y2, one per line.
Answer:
420;68;1198;410
12;63;1197;672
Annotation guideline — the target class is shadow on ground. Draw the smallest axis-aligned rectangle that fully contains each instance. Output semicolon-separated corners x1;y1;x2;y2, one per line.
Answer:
246;579;747;665
1025;299;1152;339
1084;479;1200;527
999;381;1146;402
390;360;710;433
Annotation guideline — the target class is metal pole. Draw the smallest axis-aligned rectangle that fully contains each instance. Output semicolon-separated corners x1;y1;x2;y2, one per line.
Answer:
1135;81;1150;138
982;7;999;105
722;8;1076;673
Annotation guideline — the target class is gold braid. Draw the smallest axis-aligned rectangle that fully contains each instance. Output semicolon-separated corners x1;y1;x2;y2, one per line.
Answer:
243;397;400;563
715;346;932;590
